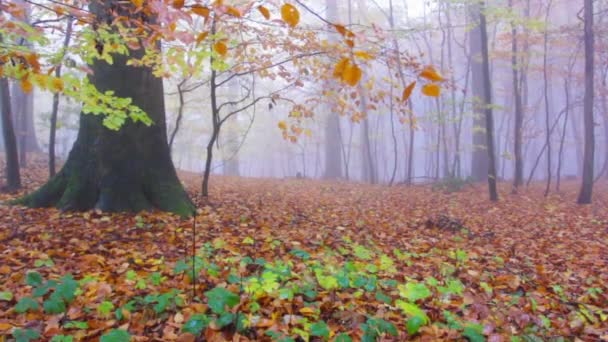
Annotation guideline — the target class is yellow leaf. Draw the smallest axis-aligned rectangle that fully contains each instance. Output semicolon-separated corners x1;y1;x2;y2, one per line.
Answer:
226;6;241;17
131;0;144;8
354;50;374;60
304;128;312;137
422;83;441;97
333;58;349;79
196;31;209;44
402;81;416;102
191;5;210;19
299;307;316;317
172;0;184;9
419;66;444;82
21;77;33;93
258;6;270;19
342;62;362;87
281;3;300;28
213;41;228;56
50;77;64;93
278;121;288;130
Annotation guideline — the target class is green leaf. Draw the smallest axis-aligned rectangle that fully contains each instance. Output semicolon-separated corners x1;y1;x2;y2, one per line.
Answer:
15;297;39;313
57;274;78;303
396;300;430;324
310;321;330;339
407;315;425;335
375;291;392;304
463;323;485;342
290;249;311;260
26;271;44;287
35;259;55;268
64;321;89;330
0;291;13;301
44;293;67;314
100;329;131;342
126;270;137;281
205;287;240;314
51;335;74;342
12;328;40;342
242;236;255;245
353;245;373;260
398;282;432;302
216;312;235;328
334;333;352;342
98;301;115;317
182;314;210;335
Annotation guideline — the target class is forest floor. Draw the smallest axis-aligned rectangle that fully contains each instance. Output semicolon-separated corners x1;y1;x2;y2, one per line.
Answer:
0;158;607;341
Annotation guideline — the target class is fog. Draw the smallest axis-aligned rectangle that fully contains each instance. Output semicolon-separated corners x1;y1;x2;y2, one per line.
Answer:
4;0;607;188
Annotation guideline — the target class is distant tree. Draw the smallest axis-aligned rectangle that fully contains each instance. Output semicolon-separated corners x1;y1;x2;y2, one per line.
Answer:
479;0;498;201
577;0;595;204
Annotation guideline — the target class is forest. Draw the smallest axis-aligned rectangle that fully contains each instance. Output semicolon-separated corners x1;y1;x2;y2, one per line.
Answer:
0;0;607;340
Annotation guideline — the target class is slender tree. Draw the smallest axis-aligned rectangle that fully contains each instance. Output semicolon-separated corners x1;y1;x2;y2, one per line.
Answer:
577;0;595;204
1;76;21;192
479;0;498;201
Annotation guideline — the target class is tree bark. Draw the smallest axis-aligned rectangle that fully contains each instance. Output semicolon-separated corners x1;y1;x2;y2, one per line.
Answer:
49;16;74;178
18;0;194;216
577;0;594;204
510;0;524;191
1;77;21;191
468;2;489;182
479;0;498;201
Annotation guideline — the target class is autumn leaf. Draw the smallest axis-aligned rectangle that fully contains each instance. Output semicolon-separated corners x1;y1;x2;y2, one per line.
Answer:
421;83;441;97
419;66;444;82
281;3;300;28
20;77;33;93
226;6;241;17
131;0;144;8
333;58;349;79
342;61;362;87
196;32;209;44
49;77;64;93
354;51;374;61
172;0;185;9
402;81;416;102
213;41;228;56
278;121;288;130
191;5;210;20
258;6;271;20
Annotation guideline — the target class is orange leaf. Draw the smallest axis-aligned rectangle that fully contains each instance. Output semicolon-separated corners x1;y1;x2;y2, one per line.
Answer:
50;77;64;93
345;39;354;48
334;24;347;36
196;32;209;44
131;0;144;8
354;50;374;60
421;83;441;97
419;66;444;82
258;6;270;20
214;41;228;56
21;77;33;93
402;81;416;102
191;5;210;19
281;3;300;28
172;0;184;9
226;6;241;17
333;58;349;79
342;62;362;87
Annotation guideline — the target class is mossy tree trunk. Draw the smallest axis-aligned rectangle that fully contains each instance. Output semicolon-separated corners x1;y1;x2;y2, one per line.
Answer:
18;0;195;216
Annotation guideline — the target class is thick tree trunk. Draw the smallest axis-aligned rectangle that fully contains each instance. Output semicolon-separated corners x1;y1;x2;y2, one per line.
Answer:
479;1;498;201
1;77;21;191
577;0;594;204
468;2;489;182
18;1;194;216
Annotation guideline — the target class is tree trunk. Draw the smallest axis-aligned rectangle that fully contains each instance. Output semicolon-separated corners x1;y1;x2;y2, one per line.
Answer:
479;0;498;201
577;0;594;204
542;1;553;197
49;16;74;178
510;0;524;190
18;0;194;216
1;77;21;191
468;2;489;182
